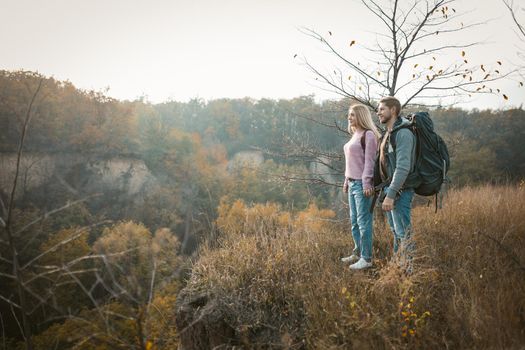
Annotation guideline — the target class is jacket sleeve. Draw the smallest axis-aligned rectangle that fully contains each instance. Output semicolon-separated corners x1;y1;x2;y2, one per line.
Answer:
386;129;414;199
361;131;377;190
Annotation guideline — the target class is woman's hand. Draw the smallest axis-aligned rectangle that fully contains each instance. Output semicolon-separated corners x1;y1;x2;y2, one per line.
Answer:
343;183;349;193
363;188;374;197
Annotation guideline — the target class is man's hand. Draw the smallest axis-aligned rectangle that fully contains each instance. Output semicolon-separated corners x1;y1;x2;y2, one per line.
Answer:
382;196;394;211
343;183;349;193
363;188;374;197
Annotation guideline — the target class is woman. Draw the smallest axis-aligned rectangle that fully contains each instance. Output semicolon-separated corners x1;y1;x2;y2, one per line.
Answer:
341;104;380;270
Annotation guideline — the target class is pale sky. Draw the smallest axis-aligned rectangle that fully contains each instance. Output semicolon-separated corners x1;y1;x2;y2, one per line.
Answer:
1;0;524;109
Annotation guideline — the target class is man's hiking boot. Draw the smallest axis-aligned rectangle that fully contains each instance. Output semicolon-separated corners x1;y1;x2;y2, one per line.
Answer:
349;258;373;270
341;254;359;263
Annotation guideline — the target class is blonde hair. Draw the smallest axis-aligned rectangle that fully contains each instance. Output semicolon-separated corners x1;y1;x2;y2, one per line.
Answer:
348;104;381;139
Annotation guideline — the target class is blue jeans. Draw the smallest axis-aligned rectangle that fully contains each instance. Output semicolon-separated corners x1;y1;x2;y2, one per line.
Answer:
348;180;373;261
384;187;415;255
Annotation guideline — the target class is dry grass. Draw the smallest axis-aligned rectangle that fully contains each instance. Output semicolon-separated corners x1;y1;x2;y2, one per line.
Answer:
186;185;525;349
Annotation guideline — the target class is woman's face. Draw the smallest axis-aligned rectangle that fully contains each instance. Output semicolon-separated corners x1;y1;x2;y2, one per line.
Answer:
348;109;357;129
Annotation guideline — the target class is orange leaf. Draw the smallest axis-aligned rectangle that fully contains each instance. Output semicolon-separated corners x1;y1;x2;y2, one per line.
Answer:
350;40;356;46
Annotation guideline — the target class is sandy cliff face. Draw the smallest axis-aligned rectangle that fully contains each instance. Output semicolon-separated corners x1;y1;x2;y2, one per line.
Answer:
0;152;159;199
0;150;274;200
226;150;265;171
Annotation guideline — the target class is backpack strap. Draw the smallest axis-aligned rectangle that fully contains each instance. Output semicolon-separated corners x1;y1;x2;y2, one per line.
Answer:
389;123;412;151
360;130;368;152
369;180;390;213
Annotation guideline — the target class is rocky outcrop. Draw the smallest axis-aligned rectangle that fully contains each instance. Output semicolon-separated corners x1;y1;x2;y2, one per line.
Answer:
0;152;159;200
175;289;237;349
227;150;265;171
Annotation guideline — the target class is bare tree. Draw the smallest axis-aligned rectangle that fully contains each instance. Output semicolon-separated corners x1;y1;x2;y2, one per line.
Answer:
0;79;43;350
257;0;521;218
268;0;519;192
0;79;104;349
300;0;514;109
503;0;525;40
503;0;525;80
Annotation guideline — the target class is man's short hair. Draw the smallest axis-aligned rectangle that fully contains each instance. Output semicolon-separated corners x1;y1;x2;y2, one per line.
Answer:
379;96;401;116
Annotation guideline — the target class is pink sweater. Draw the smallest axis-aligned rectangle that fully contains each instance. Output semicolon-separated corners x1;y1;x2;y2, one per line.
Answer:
343;129;378;190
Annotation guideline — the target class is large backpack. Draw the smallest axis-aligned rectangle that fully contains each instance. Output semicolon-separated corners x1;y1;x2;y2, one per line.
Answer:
400;112;450;197
373;112;450;211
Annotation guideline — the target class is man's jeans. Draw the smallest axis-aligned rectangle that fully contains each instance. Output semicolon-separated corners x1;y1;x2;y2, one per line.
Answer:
348;180;373;262
384;187;415;255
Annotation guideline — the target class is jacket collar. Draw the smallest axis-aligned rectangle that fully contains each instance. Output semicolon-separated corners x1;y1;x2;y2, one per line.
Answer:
390;116;411;132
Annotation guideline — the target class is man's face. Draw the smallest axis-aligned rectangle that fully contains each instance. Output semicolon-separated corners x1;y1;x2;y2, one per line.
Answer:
377;103;394;124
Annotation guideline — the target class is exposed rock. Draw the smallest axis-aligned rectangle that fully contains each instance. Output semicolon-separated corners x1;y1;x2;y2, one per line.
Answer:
227;150;264;171
0;152;159;201
175;289;237;349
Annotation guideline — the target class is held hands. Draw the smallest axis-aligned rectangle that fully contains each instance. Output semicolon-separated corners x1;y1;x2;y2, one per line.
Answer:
382;196;394;211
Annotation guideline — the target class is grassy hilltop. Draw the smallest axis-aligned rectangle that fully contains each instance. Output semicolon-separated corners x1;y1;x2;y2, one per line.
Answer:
180;185;525;349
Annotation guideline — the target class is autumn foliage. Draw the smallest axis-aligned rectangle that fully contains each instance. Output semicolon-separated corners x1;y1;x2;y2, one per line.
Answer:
1;71;525;349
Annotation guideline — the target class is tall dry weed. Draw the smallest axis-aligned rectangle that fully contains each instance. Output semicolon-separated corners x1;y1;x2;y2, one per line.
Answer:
186;186;525;349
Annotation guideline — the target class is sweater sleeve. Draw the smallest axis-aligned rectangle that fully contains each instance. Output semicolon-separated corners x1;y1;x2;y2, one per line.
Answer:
343;142;349;187
386;129;414;199
361;131;377;190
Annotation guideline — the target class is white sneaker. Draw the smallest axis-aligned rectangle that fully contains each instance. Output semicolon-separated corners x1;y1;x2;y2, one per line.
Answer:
341;254;359;263
349;258;373;270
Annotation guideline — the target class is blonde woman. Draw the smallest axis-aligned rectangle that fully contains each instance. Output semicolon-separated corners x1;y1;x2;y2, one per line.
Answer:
342;104;380;269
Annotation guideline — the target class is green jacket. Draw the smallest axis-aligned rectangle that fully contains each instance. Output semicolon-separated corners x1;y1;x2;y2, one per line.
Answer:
380;117;419;199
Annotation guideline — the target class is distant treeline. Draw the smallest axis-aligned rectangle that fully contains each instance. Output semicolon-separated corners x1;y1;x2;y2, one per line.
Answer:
1;70;524;186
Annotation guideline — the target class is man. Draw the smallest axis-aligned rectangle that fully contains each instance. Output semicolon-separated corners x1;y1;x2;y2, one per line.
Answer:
376;96;418;258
